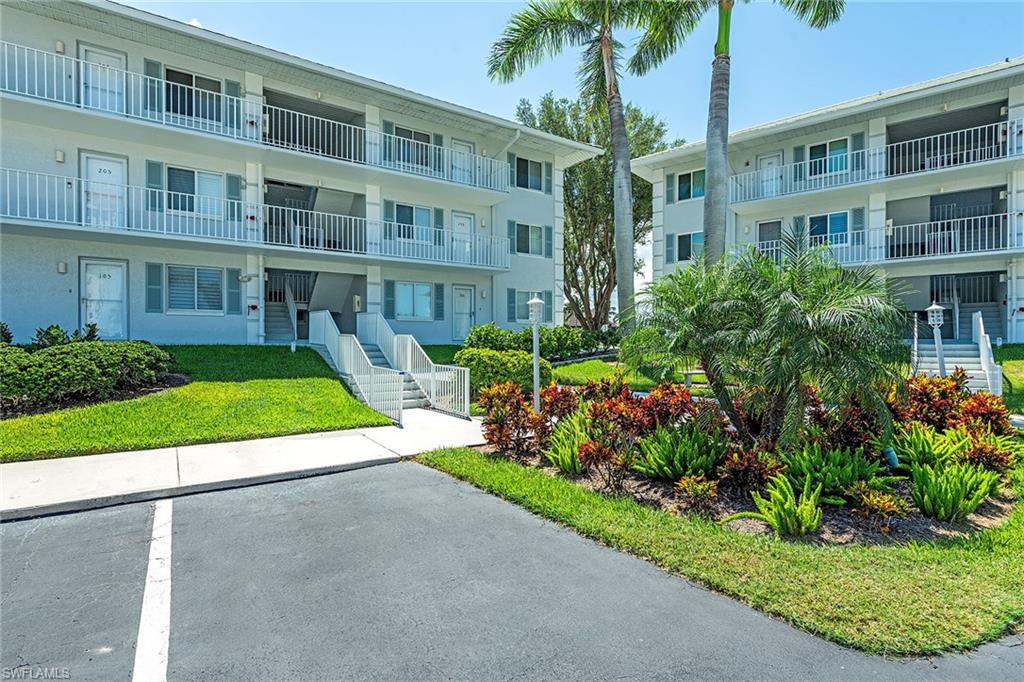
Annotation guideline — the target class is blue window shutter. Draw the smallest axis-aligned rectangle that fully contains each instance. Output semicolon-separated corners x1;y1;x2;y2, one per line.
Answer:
432;132;444;172
543;225;553;258
666;173;675;204
851;132;865;173
383;200;395;240
793;215;806;236
851;207;865;231
145;160;164;212
665;234;675;263
507;152;516;186
507;219;516;254
145;263;163;313
507;288;516;322
382;120;394;162
792;146;805;182
542;290;553;323
433;207;444;246
226;268;241;314
223;80;241;130
434;283;444;320
543;162;553;194
383;280;396;319
143;59;162;113
226;174;243;222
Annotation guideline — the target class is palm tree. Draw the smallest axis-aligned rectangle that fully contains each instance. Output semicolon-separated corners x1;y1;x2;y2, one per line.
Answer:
489;1;656;330
630;0;846;261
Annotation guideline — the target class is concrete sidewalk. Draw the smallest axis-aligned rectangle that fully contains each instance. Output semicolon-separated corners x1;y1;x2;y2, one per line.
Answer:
0;409;483;521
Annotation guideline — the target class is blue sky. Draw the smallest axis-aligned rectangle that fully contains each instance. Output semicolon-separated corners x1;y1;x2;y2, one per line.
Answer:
122;1;1023;145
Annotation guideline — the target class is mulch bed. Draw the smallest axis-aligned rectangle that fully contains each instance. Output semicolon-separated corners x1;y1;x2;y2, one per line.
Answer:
0;372;191;419
472;445;1017;546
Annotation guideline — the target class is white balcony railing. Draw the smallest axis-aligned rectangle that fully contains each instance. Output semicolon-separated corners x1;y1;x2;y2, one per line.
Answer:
0;167;510;269
754;213;1017;265
0;42;509;193
731;119;1024;203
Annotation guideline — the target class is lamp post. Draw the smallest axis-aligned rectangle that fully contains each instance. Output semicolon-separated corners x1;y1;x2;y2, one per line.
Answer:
528;296;544;412
926;301;946;377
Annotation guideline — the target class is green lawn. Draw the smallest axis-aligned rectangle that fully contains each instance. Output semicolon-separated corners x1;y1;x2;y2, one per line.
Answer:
994;344;1024;413
421;344;462;365
418;447;1024;656
554;358;709;393
0;345;390;462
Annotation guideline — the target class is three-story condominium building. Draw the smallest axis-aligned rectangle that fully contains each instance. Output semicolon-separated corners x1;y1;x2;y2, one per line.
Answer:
633;58;1024;346
0;0;599;350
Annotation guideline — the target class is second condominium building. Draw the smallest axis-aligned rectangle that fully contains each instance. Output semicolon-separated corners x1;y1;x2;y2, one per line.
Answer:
0;0;599;346
633;58;1024;343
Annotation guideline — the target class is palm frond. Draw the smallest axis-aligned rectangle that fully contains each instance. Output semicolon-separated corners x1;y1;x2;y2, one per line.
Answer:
627;0;714;75
487;0;594;83
776;0;846;29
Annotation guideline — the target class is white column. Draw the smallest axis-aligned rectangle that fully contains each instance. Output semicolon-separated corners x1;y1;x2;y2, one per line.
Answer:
365;265;382;314
245;161;263;242
243;72;263;143
247;254;264;344
651;175;665;280
553;161;565;325
868;191;887;263
868;116;886;179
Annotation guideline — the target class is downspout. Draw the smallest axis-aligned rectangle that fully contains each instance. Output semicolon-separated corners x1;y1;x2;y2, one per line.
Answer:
257;254;266;344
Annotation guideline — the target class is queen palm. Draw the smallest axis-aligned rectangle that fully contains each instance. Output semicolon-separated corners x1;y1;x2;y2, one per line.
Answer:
489;0;659;330
630;0;846;261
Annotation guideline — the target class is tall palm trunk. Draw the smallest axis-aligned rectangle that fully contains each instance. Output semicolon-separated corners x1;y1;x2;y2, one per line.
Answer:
601;26;635;331
702;1;733;262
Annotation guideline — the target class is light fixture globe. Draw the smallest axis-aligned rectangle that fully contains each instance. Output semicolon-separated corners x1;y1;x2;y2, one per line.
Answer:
925;301;945;329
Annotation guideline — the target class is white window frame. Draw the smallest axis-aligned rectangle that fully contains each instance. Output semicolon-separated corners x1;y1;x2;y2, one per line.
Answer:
676;232;705;261
808;210;850;245
394;202;433;243
515;222;544;257
164;66;222;122
165;165;225;217
394;280;433;321
514;155;543;192
676;168;706;202
756;218;784;244
806;137;850;177
393;124;432;168
165;264;225;315
515;289;543;323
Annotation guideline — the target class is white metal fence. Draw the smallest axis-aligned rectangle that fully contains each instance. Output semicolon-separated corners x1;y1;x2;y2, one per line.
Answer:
310;310;404;423
0;41;510;192
0;167;510;268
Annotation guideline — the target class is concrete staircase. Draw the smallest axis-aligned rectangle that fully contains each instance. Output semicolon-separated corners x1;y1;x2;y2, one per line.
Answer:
957;303;1003;342
358;344;429;409
264;301;294;341
916;342;989;392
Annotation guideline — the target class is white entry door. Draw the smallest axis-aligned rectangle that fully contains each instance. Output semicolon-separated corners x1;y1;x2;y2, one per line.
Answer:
81;259;128;340
80;45;126;113
757;152;783;198
451;139;475;185
453;285;475;342
452;211;475;263
82;153;127;228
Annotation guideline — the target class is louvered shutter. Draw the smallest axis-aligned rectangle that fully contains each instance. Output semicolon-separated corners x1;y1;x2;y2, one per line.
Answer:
543;225;553;258
665;234;675;263
507;288;516;322
145;160;164;213
666;173;676;204
226;268;242;314
143;59;162;113
383;280;396;319
145;263;163;313
434;283;445;320
507;219;516;254
544;162;553;194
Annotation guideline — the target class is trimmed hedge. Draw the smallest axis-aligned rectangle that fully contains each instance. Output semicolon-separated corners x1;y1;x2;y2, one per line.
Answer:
453;347;552;396
0;341;171;408
463;322;615;361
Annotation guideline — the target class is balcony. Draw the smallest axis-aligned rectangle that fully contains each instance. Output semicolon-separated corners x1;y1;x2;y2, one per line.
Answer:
755;213;1017;266
0;42;510;193
0;168;510;269
730;119;1024;203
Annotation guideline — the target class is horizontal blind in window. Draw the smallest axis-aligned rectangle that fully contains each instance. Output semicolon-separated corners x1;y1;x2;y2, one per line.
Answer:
167;266;195;310
196;267;223;311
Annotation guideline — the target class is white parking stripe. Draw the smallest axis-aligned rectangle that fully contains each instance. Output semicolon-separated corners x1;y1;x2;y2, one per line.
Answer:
132;498;173;682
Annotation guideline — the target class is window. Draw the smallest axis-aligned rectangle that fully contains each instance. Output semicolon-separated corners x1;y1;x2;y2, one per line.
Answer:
516;290;543;321
167;265;223;312
394;203;433;241
165;67;221;121
808;138;848;176
809;211;849;244
515;223;544;256
166;166;223;216
395;281;433;320
394;125;431;167
515;157;543;191
677;169;706;201
677;233;705;261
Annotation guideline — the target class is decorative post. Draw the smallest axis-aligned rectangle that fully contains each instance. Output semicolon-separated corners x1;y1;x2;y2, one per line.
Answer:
926;301;946;377
528;296;544;412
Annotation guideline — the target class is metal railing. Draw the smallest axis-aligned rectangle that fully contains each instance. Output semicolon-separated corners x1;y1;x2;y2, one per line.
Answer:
0;41;510;192
809;231;870;265
284;279;298;341
310;310;404;423
356;312;397;368
0;168;511;268
972;310;1003;396
884;214;1010;261
730;119;1023;202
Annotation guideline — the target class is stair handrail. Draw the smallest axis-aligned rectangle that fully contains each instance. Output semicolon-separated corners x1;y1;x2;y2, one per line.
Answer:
356;312;397;367
284;279;298;341
309;310;404;423
393;334;471;419
972;310;1003;396
911;316;920;375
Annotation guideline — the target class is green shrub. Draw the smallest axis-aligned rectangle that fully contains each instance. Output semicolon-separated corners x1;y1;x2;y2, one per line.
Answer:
674;474;718;517
723;475;823;536
543;408;589;475
634;423;729;480
29;323;100;348
846;480;910;527
0;341;171;407
464;322;585;360
910;462;1001;522
464;323;517;351
453;347;552;396
778;442;895;505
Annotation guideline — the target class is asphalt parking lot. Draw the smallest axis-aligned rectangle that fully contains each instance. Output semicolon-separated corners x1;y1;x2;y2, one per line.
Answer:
2;462;1021;681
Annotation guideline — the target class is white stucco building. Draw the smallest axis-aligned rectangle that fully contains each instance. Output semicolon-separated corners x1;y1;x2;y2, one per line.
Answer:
0;0;599;350
633;58;1024;344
